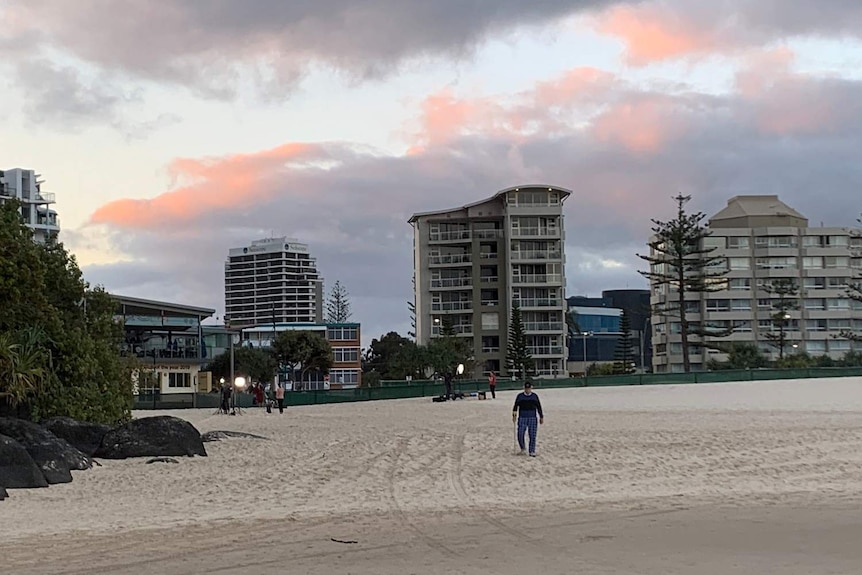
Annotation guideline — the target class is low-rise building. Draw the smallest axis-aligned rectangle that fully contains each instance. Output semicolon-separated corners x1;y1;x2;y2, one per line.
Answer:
241;322;362;389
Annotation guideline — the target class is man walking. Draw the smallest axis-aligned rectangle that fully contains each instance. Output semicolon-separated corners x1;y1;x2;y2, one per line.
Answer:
512;380;543;456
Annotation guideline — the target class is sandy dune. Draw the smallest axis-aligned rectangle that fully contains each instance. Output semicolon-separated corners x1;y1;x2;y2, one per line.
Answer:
4;377;862;574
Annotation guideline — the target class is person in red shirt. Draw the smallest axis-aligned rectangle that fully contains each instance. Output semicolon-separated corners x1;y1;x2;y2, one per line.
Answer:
488;370;497;399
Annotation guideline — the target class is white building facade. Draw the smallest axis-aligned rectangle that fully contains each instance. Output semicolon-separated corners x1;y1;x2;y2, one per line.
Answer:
409;185;571;378
650;195;862;372
0;168;60;243
224;237;324;328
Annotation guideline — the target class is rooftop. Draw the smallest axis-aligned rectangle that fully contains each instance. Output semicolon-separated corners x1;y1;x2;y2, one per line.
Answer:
408;184;572;223
709;195;809;228
113;294;216;318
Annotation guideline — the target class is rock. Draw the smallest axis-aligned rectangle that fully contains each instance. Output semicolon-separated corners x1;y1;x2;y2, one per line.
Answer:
96;416;207;459
0;485;7;500
146;457;179;464
201;430;270;442
0;434;48;489
0;418;91;484
41;417;111;457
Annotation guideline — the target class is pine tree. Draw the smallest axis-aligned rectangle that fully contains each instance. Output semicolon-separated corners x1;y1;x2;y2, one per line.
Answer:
637;194;729;372
325;280;352;323
612;309;635;374
840;215;862;342
505;303;534;379
763;278;800;360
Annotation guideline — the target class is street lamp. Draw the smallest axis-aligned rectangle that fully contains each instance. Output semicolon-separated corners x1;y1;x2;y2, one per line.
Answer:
456;363;464;375
231;376;246;415
582;331;594;371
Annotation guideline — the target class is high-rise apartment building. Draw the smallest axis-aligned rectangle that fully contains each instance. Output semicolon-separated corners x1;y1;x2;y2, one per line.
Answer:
224;237;323;328
409;185;570;378
649;195;862;372
0;168;60;243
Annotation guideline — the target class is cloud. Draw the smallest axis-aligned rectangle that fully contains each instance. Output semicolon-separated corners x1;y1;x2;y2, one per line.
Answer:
72;60;862;342
3;0;623;98
592;0;862;65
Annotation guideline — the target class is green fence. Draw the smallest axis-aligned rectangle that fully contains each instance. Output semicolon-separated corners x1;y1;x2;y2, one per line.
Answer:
133;367;862;410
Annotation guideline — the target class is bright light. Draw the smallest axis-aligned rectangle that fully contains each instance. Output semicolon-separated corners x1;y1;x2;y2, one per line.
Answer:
234;376;246;389
456;364;465;375
219;377;225;384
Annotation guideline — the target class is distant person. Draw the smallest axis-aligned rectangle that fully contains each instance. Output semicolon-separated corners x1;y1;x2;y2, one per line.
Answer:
512;380;543;457
488;370;497;399
220;384;232;414
275;382;285;414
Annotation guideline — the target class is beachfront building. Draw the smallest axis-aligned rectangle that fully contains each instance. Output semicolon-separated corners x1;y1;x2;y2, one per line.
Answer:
409;185;570;378
242;322;362;390
114;295;215;396
224;237;324;328
649;195;862;372
0;168;60;243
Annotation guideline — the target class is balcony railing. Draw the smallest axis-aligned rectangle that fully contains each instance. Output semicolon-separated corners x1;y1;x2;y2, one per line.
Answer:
481;346;501;354
510;250;562;261
479;276;499;283
431;301;473;312
510;227;560;237
523;321;565;332
513;298;561;308
431;325;474;336
512;274;562;284
473;229;503;239
527;346;564;356
430;278;472;289
429;230;471;242
480;299;500;307
428;254;472;265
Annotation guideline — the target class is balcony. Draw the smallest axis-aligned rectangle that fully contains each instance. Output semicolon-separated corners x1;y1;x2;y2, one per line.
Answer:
430;278;472;289
527;346;564;356
429;230;471;242
20;192;56;204
480;299;500;307
431;325;474;336
510;227;560;238
479;276;499;284
428;254;472;266
512;274;562;285
473;229;503;239
481;346;501;354
479;252;499;260
510;250;562;261
431;301;473;312
523;321;565;332
513;298;561;308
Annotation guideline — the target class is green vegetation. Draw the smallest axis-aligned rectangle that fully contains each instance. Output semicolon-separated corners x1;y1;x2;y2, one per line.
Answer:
505;303;534;379
0;200;134;423
204;346;278;384
271;329;333;387
612;309;635;374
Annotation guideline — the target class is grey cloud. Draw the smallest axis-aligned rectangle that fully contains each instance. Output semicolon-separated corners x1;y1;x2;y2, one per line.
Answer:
6;0;627;97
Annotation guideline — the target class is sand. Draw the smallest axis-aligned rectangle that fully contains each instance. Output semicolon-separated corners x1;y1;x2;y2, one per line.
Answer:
4;377;862;574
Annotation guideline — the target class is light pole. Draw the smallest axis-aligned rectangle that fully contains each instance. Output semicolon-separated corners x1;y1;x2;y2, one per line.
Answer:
640;316;652;374
582;331;593;375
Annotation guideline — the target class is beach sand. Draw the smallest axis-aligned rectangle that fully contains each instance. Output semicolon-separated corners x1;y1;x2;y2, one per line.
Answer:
4;377;862;574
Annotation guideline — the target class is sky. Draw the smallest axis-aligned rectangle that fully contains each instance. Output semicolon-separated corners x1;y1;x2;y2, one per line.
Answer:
4;0;862;345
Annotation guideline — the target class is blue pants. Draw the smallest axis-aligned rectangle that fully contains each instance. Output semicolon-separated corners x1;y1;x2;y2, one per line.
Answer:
517;416;538;454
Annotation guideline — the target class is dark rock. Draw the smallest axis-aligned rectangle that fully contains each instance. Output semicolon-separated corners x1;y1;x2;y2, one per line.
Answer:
0;418;91;484
0;485;7;500
0;434;48;489
41;417;111;457
146;457;179;464
202;430;270;442
96;416;207;459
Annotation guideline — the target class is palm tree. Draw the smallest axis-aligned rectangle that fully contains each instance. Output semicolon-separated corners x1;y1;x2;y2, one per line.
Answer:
0;328;54;410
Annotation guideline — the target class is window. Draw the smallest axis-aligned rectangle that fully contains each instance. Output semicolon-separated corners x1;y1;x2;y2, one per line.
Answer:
728;237;750;249
733;321;753;332
168;372;191;388
706;299;730;312
703;236;726;249
827;277;849;288
729;258;750;270
729;278;751;290
333;347;359;362
831;340;852;352
830;235;849;247
755;236;797;248
481;312;499;330
669;343;683;354
806;319;827;331
756;257;796;269
826;298;850;310
731;299;752;311
828;319;852;331
328;369;360;385
757;299;772;310
806;341;827;354
758;319;774;331
805;277;826;289
803;257;823;269
655;343;667;355
825;256;849;269
804;298;825;310
327;327;359;341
